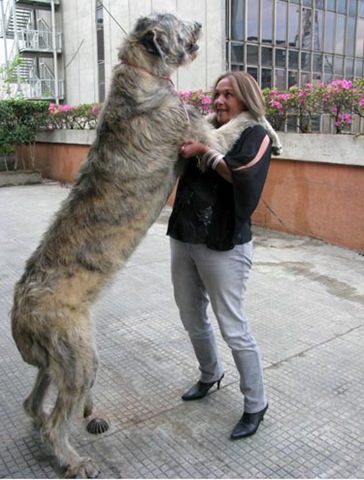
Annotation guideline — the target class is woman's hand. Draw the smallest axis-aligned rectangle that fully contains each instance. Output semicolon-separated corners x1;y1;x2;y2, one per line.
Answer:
179;138;209;159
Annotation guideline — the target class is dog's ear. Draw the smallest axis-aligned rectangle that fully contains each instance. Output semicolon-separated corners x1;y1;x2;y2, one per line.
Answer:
141;30;166;58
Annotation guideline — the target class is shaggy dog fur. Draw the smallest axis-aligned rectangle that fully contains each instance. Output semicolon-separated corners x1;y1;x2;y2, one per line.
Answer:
10;12;280;478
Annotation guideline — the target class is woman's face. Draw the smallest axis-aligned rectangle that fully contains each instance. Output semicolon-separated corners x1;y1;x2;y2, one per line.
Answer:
213;77;246;125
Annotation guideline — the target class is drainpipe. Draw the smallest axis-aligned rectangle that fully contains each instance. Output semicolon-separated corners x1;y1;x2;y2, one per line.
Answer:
0;0;9;69
50;0;59;104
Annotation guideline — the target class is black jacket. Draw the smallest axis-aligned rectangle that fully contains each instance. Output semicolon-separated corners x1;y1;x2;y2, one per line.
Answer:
167;125;271;251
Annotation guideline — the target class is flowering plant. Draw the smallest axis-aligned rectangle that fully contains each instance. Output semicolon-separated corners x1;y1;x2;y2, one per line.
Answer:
45;79;364;134
262;88;291;131
178;89;214;115
264;78;364;133
47;103;102;129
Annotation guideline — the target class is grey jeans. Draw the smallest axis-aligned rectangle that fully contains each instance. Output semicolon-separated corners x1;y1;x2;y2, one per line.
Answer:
170;238;267;413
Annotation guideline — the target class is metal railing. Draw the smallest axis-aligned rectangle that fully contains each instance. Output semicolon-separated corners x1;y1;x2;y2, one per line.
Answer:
22;77;64;99
18;27;62;51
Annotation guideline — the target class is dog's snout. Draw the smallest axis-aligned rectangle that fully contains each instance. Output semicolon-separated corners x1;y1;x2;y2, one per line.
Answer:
195;21;202;29
190;44;199;53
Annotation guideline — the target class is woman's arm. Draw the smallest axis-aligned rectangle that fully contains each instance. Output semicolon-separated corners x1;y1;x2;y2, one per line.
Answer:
179;138;232;182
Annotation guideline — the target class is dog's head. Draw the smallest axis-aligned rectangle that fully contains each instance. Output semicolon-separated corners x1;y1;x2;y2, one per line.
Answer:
126;13;202;72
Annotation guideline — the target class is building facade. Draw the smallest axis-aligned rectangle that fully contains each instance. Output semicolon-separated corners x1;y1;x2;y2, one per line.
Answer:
1;0;363;105
227;0;364;89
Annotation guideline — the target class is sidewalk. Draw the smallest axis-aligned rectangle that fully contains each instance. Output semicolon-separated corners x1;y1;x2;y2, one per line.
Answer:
1;182;363;479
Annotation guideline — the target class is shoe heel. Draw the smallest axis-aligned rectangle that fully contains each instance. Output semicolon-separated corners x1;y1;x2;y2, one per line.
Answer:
217;373;224;390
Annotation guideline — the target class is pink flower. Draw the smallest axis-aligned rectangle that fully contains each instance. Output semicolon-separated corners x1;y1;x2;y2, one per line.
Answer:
270;100;283;110
359;97;364;107
91;105;101;115
339;113;352;124
48;102;61;114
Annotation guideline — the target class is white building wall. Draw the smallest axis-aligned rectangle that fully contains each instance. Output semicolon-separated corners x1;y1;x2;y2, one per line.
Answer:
60;0;225;105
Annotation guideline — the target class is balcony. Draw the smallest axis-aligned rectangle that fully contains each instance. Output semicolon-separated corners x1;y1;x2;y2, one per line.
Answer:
21;77;64;100
15;0;60;9
18;28;62;55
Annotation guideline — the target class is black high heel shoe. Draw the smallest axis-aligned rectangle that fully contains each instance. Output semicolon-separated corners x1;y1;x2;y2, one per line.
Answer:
181;374;224;401
230;403;268;440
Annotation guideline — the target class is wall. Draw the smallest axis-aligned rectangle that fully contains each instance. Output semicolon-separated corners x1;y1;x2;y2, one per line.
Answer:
18;131;364;252
60;0;225;105
253;160;363;252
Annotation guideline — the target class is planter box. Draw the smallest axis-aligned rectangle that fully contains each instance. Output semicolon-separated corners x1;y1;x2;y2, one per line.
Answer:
17;130;364;252
0;169;42;188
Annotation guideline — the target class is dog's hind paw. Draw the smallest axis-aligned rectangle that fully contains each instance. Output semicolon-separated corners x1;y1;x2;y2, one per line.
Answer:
64;458;100;479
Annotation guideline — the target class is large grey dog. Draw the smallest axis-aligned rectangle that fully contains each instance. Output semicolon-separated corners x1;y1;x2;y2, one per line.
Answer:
11;12;274;479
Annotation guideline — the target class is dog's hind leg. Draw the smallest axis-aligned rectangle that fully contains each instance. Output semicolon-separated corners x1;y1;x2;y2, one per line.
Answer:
23;367;52;428
83;347;98;420
41;386;100;478
83;392;94;419
40;329;100;478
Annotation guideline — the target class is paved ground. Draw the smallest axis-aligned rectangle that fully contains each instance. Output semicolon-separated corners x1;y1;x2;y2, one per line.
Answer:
1;182;364;479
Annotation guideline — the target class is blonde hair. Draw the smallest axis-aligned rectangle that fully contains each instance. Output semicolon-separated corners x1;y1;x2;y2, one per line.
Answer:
212;71;266;120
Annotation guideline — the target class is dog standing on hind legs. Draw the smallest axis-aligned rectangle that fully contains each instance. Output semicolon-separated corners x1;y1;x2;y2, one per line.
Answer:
11;12;281;479
11;13;204;478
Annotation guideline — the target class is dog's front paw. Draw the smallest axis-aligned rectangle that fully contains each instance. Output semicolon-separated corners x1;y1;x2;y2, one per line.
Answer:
64;458;100;479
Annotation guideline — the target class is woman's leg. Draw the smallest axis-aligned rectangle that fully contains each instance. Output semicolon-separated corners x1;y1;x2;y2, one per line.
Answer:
194;241;267;413
170;238;224;383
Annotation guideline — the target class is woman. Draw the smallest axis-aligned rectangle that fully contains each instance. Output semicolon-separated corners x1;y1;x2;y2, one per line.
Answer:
167;71;279;439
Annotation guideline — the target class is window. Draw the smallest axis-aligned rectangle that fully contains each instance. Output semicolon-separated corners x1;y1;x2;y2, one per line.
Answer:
300;72;311;85
276;1;287;45
288;71;298;87
335;15;345;54
324;12;335;53
356;19;364;57
334;56;344;75
275;69;286;90
247;0;259;40
275;49;287;67
288;50;299;68
231;0;244;40
355;60;363;76
226;0;363;90
246;44;258;63
315;0;325;10
313;53;323;71
345;58;354;77
288;3;300;47
301;51;311;70
348;0;357;16
324;55;333;73
262;68;272;88
262;46;273;66
247;66;258;80
301;8;312;49
346;17;355;55
338;0;347;14
261;0;273;43
231;43;244;64
314;10;324;51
